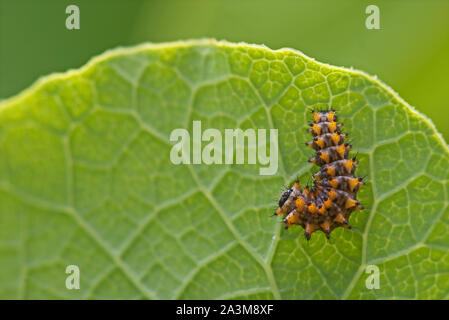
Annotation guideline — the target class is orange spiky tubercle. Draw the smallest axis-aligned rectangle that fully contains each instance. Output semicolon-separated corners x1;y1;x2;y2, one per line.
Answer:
274;110;365;240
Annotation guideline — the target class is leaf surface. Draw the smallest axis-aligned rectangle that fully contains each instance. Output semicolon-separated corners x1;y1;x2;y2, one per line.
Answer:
1;40;448;299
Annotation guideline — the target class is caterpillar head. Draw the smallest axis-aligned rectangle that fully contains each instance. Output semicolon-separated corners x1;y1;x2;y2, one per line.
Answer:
278;188;292;208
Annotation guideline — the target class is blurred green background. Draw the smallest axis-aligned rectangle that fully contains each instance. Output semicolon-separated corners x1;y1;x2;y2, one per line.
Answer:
1;0;448;141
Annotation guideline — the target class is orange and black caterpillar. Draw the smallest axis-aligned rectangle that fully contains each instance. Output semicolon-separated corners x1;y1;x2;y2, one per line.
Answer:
274;110;365;240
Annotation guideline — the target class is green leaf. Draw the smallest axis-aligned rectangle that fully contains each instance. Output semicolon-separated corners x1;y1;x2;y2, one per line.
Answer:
1;40;448;299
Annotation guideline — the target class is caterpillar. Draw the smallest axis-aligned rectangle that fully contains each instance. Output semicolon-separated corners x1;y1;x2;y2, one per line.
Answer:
274;109;365;240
